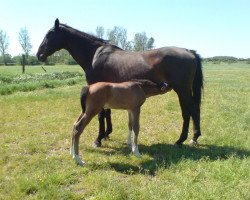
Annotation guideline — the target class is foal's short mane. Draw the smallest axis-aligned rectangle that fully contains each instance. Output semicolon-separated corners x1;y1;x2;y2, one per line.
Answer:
60;23;109;45
131;79;159;87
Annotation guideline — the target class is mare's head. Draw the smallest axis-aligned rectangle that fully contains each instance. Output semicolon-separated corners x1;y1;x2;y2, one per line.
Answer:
37;19;65;61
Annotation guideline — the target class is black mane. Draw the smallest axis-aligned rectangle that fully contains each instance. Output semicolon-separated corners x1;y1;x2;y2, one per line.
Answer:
60;23;109;45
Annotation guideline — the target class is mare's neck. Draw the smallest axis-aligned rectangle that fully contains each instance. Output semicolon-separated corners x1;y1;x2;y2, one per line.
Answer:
63;28;102;71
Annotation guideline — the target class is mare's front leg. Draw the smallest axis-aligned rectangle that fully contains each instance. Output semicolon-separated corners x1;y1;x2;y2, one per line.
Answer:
105;109;113;138
93;109;106;147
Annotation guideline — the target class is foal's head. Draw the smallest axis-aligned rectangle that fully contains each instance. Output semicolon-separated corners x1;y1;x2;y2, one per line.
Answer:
37;19;66;61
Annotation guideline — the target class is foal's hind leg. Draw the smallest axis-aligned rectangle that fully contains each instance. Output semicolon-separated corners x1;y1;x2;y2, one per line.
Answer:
70;112;84;156
71;113;93;166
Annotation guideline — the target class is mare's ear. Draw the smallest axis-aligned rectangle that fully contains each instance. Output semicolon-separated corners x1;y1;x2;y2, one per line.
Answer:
55;18;59;31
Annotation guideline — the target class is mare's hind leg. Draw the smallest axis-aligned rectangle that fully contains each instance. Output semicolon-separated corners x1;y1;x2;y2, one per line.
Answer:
190;102;201;145
175;90;192;146
105;109;113;138
93;109;106;147
71;113;94;166
129;108;141;157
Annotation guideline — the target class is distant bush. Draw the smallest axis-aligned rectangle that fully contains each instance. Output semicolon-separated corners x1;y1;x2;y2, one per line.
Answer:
204;56;239;63
0;50;77;66
0;71;84;95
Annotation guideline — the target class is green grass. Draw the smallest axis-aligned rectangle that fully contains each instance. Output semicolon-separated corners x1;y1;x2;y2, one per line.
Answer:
0;65;85;95
0;65;83;75
0;62;249;199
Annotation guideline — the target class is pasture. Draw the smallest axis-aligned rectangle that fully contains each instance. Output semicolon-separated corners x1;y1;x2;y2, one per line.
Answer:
0;63;249;199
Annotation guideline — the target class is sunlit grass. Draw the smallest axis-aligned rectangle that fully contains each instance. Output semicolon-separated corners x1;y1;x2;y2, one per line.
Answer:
0;66;85;95
0;62;249;199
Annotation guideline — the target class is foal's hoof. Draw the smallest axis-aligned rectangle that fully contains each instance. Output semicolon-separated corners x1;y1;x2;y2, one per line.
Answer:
75;158;85;166
134;152;142;158
93;141;102;148
189;139;198;146
72;155;85;166
76;160;85;166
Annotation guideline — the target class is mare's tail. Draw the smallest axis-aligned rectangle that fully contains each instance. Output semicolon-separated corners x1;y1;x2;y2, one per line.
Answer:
80;86;89;112
191;50;204;107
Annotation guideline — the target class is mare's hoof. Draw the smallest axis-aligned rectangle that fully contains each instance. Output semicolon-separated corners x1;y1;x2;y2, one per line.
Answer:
93;141;102;148
174;141;183;147
105;129;112;136
189;139;198;146
104;135;110;140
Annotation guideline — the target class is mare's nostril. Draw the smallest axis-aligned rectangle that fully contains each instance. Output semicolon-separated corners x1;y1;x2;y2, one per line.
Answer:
37;54;46;61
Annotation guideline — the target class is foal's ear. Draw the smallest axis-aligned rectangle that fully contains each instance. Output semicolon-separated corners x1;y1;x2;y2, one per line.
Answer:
55;18;59;31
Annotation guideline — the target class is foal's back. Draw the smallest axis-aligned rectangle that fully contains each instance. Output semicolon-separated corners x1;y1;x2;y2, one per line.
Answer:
88;82;146;110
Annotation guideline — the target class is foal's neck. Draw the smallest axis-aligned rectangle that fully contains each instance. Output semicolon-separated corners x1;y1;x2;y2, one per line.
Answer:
142;85;171;98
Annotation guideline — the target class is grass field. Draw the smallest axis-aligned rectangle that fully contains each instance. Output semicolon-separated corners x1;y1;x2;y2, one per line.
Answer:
0;63;249;199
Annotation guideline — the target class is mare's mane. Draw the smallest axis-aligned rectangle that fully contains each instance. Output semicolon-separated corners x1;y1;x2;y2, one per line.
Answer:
59;23;109;45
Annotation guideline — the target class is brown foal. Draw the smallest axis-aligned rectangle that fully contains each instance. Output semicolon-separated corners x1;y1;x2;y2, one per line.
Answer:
71;80;171;166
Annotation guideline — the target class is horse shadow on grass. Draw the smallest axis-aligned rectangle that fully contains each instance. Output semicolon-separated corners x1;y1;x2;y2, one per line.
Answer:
87;142;250;175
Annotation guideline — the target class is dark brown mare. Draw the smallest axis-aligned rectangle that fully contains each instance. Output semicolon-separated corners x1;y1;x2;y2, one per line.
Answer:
72;80;172;165
37;19;204;147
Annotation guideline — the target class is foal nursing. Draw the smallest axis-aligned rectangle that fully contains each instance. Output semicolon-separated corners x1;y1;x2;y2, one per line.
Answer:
71;80;172;166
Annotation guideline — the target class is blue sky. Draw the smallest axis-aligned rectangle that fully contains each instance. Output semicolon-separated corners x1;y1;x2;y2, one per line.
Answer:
1;0;250;58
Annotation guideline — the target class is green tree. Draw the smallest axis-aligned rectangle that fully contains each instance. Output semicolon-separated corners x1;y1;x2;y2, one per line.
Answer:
19;28;32;56
146;37;155;50
0;30;9;65
133;32;155;51
107;26;132;50
96;26;105;39
0;54;12;65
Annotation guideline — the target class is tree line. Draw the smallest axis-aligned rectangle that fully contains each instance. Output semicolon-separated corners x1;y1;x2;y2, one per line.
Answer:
203;56;250;64
1;26;249;66
0;26;155;66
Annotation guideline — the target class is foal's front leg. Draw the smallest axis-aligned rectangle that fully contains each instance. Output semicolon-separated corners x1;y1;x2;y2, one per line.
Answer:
127;111;133;146
129;108;141;157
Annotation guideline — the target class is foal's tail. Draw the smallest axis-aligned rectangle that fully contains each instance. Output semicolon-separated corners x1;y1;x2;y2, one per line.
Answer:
80;86;89;112
191;50;204;107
